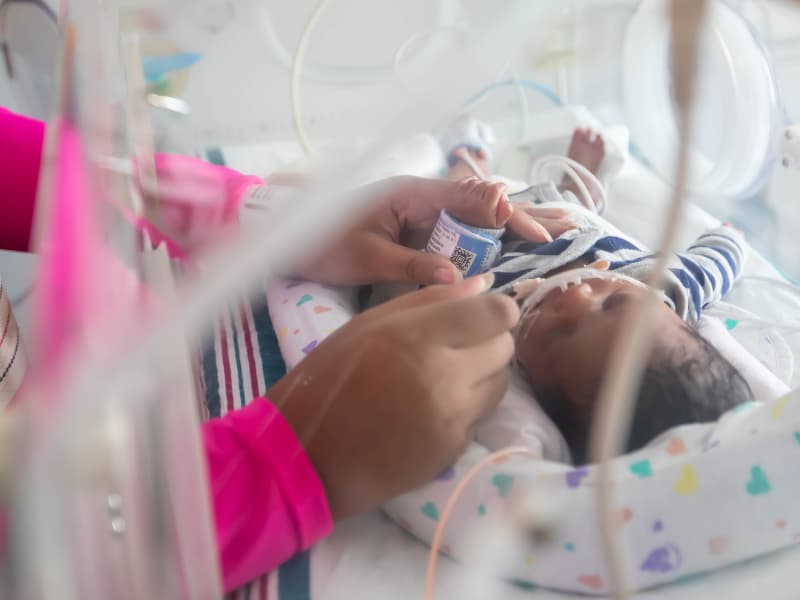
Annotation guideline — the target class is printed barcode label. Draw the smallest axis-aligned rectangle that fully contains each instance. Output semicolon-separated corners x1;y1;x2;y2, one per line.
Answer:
450;247;476;273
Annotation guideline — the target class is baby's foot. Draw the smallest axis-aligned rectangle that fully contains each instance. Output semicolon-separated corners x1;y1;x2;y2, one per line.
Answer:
560;128;606;210
446;147;491;181
439;115;496;170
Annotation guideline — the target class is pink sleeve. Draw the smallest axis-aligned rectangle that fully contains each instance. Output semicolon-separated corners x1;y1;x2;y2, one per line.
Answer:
144;154;264;257
0;107;44;252
203;397;333;592
0;107;264;257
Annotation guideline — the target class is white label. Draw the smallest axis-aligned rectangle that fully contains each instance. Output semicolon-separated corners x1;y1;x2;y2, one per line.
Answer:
426;215;460;259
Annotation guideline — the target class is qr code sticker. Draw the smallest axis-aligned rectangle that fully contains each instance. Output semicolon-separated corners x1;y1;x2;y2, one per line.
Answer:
450;247;476;272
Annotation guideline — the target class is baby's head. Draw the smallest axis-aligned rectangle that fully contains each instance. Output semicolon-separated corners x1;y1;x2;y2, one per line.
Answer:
514;270;753;464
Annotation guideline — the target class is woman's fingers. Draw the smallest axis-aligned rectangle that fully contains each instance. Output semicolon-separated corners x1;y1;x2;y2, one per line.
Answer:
460;332;516;381
352;234;461;286
417;292;519;349
466;368;510;422
362;273;495;321
507;203;577;242
518;205;572;219
507;209;554;242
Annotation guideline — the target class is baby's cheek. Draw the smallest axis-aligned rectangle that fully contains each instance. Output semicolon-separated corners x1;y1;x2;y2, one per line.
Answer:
515;326;553;386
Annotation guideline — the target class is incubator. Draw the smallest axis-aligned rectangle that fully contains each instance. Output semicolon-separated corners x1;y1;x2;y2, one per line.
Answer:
3;1;800;599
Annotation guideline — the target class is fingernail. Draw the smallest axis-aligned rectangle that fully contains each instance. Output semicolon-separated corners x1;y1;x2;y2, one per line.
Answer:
531;218;553;242
496;195;512;223
479;272;495;290
433;267;460;284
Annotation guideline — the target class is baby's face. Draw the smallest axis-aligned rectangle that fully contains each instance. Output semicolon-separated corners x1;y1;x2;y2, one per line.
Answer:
515;277;694;419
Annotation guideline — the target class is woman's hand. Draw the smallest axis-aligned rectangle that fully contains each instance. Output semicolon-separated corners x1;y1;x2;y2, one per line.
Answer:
268;274;519;519
292;176;570;287
506;203;576;241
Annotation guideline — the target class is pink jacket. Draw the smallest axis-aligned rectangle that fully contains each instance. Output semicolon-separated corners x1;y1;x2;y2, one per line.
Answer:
0;107;332;592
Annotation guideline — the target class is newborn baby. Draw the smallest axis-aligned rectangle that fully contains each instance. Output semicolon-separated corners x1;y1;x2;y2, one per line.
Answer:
442;120;753;463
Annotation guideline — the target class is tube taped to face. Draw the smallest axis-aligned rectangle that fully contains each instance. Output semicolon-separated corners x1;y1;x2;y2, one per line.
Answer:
511;268;661;363
425;209;504;277
515;267;651;315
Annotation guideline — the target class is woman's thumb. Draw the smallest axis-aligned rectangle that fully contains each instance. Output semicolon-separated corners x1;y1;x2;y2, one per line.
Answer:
378;241;462;286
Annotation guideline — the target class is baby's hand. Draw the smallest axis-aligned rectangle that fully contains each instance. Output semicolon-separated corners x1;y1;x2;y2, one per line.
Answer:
447;178;570;243
508;203;577;243
447;177;513;230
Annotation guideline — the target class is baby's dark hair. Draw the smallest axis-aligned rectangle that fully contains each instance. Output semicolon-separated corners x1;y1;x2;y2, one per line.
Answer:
532;325;753;465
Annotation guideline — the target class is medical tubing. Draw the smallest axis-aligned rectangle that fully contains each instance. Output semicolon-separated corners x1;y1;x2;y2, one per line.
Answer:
292;10;563;158
263;6;386;85
589;1;707;598
512;72;531;142
529;155;607;214
453;147;488;180
291;0;333;155
264;1;462;85
464;78;564;109
392;26;467;83
424;447;542;600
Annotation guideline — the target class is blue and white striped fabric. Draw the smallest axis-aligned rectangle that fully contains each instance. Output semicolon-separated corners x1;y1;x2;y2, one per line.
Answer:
490;203;747;324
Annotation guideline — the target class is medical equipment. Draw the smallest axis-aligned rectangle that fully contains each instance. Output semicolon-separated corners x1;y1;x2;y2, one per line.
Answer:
0;0;58;119
622;0;786;198
515;268;649;316
528;154;608;214
4;1;800;600
781;122;800;168
425;210;504;277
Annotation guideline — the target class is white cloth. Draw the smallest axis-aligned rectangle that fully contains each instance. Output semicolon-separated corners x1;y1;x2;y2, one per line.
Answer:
475;368;571;462
696;315;790;403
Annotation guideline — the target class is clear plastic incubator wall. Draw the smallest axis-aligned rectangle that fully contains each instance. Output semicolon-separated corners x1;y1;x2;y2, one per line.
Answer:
3;0;800;599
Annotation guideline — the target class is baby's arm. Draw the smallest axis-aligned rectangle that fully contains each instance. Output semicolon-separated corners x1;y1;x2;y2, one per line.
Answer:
673;225;747;313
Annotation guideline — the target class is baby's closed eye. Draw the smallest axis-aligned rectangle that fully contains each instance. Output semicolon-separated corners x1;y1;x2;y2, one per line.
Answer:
601;293;633;311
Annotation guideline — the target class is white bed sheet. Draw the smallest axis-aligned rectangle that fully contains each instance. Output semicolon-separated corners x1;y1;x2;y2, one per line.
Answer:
312;512;800;600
